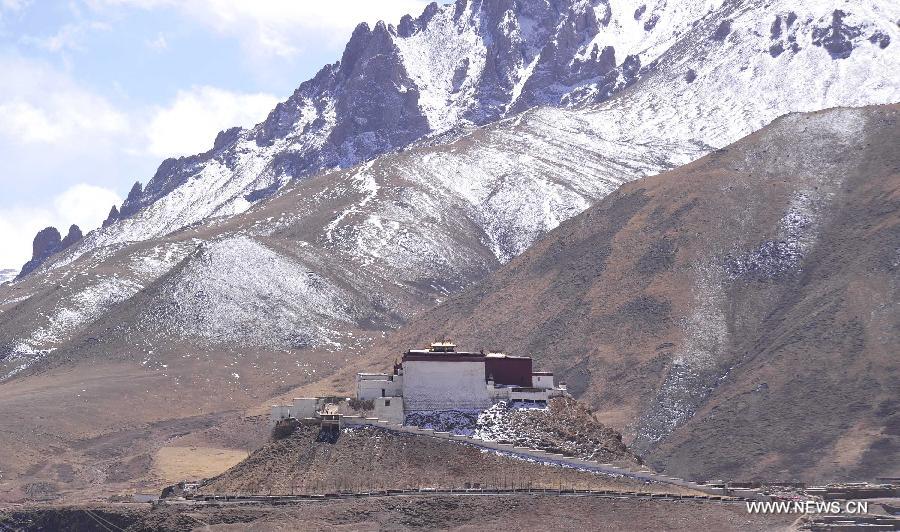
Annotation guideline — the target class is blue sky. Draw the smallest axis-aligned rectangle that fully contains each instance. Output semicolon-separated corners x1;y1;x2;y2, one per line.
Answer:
0;0;429;271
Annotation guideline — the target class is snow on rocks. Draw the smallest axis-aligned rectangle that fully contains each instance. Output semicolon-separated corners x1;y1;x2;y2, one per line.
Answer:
146;235;356;348
2;275;142;380
404;398;638;464
3;1;898;371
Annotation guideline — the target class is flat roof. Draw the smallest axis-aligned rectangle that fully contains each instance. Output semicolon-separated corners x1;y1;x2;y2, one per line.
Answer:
404;349;484;357
485;352;530;359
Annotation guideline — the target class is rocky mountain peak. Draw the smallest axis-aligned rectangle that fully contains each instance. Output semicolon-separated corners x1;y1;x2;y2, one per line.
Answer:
79;0;674;240
15;0;900;306
102;205;120;228
31;227;62;260
61;225;82;248
119;181;144;217
16;224;83;280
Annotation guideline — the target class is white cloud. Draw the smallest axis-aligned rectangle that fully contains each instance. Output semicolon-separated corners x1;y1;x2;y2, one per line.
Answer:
0;54;129;145
145;85;278;157
53;184;122;226
1;0;29;12
146;31;167;51
20;20;111;53
0;0;30;30
90;0;430;58
0;53;274;159
0;184;121;271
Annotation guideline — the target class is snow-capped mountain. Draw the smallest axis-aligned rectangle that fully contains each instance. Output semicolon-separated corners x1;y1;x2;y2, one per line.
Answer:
86;0;665;249
0;0;897;499
48;0;897;262
4;0;898;376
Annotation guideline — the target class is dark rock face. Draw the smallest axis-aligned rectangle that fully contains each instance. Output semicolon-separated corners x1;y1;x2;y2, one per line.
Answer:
769;42;785;58
711;20;732;41
684;69;697;83
327;22;430;167
451;58;470;92
869;32;890;49
634;5;646;20
30;227;62;263
244;180;282;203
61;225;82;249
770;16;783;39
118;181;144;218
644;13;659;31
17;225;83;280
769;12;802;58
621;54;642;83
102;205;120;228
213;126;242;151
812;10;862;60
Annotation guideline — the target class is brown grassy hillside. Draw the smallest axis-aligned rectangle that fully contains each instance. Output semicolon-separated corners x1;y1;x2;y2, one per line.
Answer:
351;105;900;483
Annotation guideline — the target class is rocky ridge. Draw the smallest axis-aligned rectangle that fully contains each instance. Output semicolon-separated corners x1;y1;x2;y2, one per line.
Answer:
4;0;897;379
15;225;82;281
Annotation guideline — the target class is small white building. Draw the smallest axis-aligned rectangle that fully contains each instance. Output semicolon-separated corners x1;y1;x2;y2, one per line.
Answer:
270;343;567;424
370;396;404;423
356;372;402;400
357;342;566;413
532;372;555;389
270;397;328;422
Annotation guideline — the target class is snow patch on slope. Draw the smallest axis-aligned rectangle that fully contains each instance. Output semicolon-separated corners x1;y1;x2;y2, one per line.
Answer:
157;236;355;348
395;7;486;132
3;275;142;380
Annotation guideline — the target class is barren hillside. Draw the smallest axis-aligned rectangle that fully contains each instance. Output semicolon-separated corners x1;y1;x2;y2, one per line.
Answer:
357;104;900;482
201;424;651;495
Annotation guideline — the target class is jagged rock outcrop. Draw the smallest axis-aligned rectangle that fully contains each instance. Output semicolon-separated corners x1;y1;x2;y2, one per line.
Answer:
16;225;82;280
101;205;120;228
60;225;82;249
31;227;62;260
118;181;143;218
79;0;774;248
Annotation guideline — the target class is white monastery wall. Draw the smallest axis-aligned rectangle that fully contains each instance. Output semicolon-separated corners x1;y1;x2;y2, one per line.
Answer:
403;360;492;411
532;374;554;389
372;396;404;423
357;373;402;400
292;397;318;418
270;405;291;421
